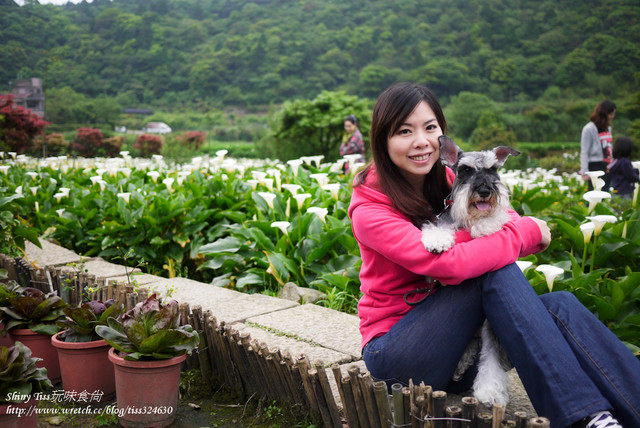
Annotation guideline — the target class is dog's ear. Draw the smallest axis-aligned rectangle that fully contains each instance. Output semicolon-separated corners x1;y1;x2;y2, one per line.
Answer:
439;135;463;167
492;146;520;167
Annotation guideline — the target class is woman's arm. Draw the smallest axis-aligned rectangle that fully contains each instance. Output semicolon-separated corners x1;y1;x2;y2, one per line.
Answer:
580;122;598;174
351;203;542;285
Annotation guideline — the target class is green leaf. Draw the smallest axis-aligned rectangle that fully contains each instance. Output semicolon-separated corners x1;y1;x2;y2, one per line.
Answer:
199;236;245;254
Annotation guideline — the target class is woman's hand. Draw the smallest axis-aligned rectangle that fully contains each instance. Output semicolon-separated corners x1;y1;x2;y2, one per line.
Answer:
528;216;551;252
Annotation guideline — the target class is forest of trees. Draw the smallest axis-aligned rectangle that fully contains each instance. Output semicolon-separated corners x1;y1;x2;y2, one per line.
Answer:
1;0;639;150
2;0;639;106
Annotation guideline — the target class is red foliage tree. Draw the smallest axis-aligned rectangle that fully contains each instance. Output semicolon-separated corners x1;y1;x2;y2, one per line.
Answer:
0;94;47;154
134;134;164;157
72;127;103;157
177;131;206;150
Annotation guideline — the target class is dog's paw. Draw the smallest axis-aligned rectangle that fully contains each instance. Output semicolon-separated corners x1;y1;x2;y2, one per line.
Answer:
421;224;456;253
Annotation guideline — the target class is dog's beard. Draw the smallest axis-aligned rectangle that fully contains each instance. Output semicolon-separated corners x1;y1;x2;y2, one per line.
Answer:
449;181;511;238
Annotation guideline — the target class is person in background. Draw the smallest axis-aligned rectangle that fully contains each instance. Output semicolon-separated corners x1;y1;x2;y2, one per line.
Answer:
580;100;616;191
608;136;639;199
348;82;639;428
340;114;365;172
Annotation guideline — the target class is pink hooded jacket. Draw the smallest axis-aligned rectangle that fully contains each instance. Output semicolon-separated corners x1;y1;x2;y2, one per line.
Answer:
347;165;544;348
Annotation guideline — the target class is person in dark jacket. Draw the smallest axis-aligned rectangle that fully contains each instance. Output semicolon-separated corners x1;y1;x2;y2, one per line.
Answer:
608;136;639;199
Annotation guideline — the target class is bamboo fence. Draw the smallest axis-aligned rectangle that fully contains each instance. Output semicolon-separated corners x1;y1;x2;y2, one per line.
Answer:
1;254;551;427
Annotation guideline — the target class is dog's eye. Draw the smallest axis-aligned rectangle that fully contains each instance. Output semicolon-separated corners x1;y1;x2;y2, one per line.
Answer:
489;166;498;173
457;165;472;177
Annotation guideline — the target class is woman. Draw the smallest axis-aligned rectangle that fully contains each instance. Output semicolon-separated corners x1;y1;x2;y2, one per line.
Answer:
581;100;616;191
348;83;639;428
340;114;365;168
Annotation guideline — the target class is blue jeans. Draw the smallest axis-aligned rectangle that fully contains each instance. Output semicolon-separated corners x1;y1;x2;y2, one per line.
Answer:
362;263;640;428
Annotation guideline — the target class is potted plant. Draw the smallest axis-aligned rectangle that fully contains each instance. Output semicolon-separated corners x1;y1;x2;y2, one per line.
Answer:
0;285;67;384
0;281;22;348
0;341;53;428
51;299;124;402
96;294;200;428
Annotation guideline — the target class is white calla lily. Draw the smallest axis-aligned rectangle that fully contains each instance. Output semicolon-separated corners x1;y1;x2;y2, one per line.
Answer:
584;170;605;190
307;207;328;224
583;190;611;213
163;177;175;191
247;179;260;190
535;264;564;292
322;183;341;199
310;173;329;187
579;222;595;244
147;171;161;183
585;215;617;236
117;192;131;203
515;261;532;271
287;159;303;177
271;221;290;236
257;191;277;209
293;193;311;210
282;184;302;195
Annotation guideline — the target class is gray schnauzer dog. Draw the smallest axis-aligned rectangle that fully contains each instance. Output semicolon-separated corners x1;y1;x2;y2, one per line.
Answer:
421;135;520;406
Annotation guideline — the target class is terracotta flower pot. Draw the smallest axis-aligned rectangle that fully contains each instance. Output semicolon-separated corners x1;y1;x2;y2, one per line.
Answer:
51;332;115;402
9;328;60;384
0;398;38;428
108;348;185;428
0;322;12;348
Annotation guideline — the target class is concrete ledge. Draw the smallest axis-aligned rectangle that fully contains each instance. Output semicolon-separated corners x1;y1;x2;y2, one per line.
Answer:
19;237;537;419
247;304;361;360
25;240;82;267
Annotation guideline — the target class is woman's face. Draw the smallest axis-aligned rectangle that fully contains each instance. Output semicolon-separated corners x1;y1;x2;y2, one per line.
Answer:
387;101;443;191
344;120;357;134
607;109;616;123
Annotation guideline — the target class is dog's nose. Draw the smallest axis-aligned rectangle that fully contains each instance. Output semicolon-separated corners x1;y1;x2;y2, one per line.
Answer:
477;185;492;198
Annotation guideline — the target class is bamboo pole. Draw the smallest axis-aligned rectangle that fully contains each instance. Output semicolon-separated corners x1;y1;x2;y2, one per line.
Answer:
391;383;404;427
461;396;479;428
477;412;492;428
432;391;447;428
290;358;312;410
313;360;342;428
240;334;267;397
529;417;550;428
358;371;381;428
279;351;302;403
347;365;370;428
296;354;320;414
252;340;277;400
447;406;463;428
372;381;392;428
308;367;334;428
331;364;350;423
340;375;360;428
492;403;505;428
514;411;528;428
402;387;411;428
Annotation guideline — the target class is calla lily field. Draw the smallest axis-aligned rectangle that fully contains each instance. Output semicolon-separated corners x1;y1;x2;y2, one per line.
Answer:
2;151;639;354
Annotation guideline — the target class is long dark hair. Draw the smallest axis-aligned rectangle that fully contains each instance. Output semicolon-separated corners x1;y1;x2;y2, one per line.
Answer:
590;100;616;132
355;82;450;226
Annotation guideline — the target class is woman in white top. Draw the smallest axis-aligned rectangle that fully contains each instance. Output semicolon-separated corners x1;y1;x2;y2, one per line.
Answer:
580;100;616;191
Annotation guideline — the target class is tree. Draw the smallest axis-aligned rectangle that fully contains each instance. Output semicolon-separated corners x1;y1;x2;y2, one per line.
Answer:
0;94;47;154
72;127;103;157
264;91;371;162
445;92;497;139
